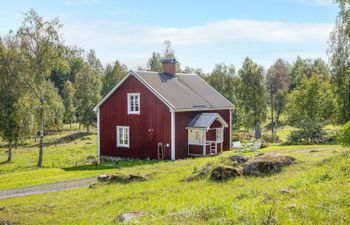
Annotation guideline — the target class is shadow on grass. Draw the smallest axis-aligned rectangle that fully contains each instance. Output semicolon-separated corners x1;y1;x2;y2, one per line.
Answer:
63;159;165;171
0;160;11;165
30;132;94;148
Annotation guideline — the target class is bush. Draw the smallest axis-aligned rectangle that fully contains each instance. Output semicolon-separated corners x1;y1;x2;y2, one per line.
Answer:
338;121;350;146
286;120;325;144
232;132;254;142
262;134;280;143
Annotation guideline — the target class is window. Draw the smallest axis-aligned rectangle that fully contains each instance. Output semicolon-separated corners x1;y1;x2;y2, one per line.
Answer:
127;93;140;114
216;128;223;143
188;129;205;145
117;126;129;148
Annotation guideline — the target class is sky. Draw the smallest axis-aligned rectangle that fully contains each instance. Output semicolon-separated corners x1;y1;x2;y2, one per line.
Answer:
0;0;339;72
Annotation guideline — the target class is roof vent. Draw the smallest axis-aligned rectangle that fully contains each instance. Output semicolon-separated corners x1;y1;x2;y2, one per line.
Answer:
161;58;176;76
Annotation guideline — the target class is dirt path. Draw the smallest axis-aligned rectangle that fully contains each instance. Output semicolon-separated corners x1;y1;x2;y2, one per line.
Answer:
0;177;96;200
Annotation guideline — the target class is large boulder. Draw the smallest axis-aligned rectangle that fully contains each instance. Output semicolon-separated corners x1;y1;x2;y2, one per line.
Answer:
243;154;295;176
210;166;242;180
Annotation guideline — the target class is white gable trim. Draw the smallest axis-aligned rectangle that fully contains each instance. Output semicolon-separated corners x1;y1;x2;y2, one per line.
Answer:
93;70;175;112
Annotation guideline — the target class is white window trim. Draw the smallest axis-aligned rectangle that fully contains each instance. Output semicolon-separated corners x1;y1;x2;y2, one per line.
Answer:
216;127;223;143
117;126;130;148
127;93;140;115
188;129;205;145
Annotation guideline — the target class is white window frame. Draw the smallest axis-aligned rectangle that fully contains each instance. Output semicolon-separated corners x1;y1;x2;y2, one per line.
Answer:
117;126;129;148
127;93;140;115
216;127;223;143
188;129;205;145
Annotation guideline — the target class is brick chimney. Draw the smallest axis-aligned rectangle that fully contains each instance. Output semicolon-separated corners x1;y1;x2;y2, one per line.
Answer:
162;58;176;75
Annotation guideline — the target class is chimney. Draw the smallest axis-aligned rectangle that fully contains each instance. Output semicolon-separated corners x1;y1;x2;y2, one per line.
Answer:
162;58;176;75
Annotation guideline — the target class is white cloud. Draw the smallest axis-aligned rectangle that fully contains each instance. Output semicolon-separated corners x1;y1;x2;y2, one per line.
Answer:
61;18;333;71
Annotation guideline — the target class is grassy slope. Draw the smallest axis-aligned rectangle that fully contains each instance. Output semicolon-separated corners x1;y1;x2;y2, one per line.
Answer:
1;144;349;224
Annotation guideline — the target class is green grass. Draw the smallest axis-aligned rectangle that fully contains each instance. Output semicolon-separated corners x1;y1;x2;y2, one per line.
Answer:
0;141;349;224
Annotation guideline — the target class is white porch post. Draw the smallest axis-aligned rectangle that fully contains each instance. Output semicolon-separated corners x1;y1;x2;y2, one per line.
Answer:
97;108;100;162
171;111;176;160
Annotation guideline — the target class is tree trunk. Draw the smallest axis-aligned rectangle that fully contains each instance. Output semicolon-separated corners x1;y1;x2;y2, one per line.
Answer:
70;122;72;131
270;88;275;137
37;100;44;168
87;124;90;134
7;141;12;162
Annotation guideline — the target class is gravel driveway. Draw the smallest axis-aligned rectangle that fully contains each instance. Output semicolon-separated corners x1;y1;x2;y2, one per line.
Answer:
0;177;96;199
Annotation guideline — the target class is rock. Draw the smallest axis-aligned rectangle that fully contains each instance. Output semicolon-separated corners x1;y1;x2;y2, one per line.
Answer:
309;150;319;153
210;166;242;180
81;137;92;141
88;183;98;189
97;174;109;182
229;154;249;164
243;154;295;176
0;220;11;225
117;211;145;222
0;207;5;211
280;188;291;194
98;173;147;183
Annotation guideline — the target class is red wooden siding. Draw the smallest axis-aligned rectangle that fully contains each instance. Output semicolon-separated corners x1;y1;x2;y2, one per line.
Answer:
99;75;172;159
175;110;231;159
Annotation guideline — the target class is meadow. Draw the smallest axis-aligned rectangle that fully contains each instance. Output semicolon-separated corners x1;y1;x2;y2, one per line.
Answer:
0;125;349;224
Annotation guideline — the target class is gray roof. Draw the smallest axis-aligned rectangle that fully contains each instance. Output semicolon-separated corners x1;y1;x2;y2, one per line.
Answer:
186;113;228;129
135;71;233;110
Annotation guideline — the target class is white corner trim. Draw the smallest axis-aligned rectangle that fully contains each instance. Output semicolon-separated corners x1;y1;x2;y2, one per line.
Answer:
229;109;232;150
97;108;100;161
171;111;175;160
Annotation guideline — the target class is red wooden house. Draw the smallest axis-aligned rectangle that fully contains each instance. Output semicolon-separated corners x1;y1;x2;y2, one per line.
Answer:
94;58;233;160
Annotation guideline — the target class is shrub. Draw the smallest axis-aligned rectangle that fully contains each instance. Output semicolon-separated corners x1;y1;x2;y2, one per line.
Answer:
262;134;280;143
232;132;254;142
338;121;350;146
286;120;325;144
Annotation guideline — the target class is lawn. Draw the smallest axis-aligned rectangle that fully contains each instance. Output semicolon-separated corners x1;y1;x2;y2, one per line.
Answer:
0;139;349;224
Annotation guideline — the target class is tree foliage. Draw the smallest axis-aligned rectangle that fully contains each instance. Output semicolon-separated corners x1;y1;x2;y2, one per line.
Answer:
17;9;67;167
266;59;290;134
75;65;101;133
236;57;267;129
101;60;127;97
287;75;335;126
63;80;76;130
0;34;25;161
329;0;350;123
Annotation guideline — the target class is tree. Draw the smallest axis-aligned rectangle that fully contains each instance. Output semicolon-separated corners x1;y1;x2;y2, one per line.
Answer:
63;81;76;130
0;34;24;161
101;60;127;97
147;52;162;72
266;59;290;136
286;75;335;125
75;64;102;133
17;9;66;168
87;49;103;75
286;75;336;143
207;63;236;104
147;40;181;72
328;0;350;123
236;58;267;129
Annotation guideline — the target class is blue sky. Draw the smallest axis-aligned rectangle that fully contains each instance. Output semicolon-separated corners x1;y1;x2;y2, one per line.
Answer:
0;0;339;72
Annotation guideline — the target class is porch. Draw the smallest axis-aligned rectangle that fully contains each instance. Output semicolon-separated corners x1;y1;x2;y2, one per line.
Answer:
186;113;228;157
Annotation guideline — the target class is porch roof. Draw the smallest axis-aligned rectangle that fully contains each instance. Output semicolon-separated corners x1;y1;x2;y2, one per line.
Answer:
186;113;228;129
